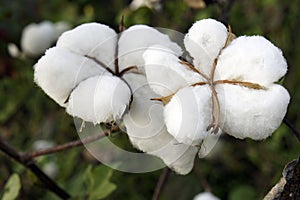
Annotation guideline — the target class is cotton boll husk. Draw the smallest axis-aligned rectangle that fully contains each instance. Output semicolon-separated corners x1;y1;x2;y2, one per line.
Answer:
21;21;56;57
34;47;109;107
164;85;212;146
57;23;117;72
198;129;222;158
123;73;197;174
215;36;288;87
193;192;220;200
184;18;228;76
66;75;131;124
217;84;290;140
144;45;203;96
118;25;182;72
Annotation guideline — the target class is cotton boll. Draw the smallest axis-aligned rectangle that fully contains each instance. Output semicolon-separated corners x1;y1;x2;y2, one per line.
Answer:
118;25;182;72
67;75;131;124
184;18;228;76
57;23;117;72
21;21;56;57
215;36;288;86
193;192;220;200
217;84;290;140
144;45;203;96
164;85;212;146
34;47;109;107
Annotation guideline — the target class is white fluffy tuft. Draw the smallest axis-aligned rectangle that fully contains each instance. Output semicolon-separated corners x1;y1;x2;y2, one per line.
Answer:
21;21;56;57
164;85;212;146
144;45;203;96
215;36;288;86
184;18;228;76
118;25;182;72
57;23;117;72
34;47;109;107
66;75;131;124
193;192;220;200
123;73;197;175
217;84;290;140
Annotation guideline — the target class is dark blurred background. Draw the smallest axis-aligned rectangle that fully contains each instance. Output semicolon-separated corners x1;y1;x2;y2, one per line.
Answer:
0;0;299;199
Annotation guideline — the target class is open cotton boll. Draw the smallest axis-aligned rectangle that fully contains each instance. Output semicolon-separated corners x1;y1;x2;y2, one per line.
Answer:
164;85;212;146
215;36;288;87
66;75;131;124
217;84;290;140
21;21;56;57
184;18;228;76
144;45;203;96
193;192;220;200
118;25;182;72
34;47;109;107
57;23;117;71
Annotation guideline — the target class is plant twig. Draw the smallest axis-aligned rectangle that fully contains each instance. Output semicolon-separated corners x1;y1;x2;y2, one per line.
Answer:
23;130;108;160
152;168;171;200
283;118;300;142
0;136;70;199
194;165;212;192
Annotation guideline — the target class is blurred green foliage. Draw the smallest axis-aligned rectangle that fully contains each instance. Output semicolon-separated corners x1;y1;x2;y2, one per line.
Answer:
0;0;299;199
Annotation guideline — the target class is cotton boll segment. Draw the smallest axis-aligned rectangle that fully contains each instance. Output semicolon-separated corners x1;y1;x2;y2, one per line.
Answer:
123;73;197;175
66;75;131;124
164;85;212;146
21;21;56;57
34;47;109;107
217;84;290;140
184;18;228;76
57;23;117;72
193;192;220;200
215;36;288;87
144;45;203;96
118;25;182;72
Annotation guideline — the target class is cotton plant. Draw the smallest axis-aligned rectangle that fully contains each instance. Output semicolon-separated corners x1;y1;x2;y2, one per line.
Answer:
143;18;290;151
8;21;70;58
34;22;198;174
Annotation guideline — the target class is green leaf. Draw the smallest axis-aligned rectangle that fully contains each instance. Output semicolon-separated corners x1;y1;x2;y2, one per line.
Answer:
86;165;117;200
229;185;256;200
2;174;21;200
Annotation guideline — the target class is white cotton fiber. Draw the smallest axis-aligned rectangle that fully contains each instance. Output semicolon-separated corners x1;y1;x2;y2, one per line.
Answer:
123;73;197;175
118;25;182;71
66;75;131;124
164;85;212;146
144;45;203;96
21;21;56;57
57;23;117;72
184;18;228;76
193;192;221;200
34;47;109;106
217;84;290;140
215;36;288;86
